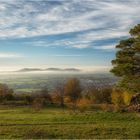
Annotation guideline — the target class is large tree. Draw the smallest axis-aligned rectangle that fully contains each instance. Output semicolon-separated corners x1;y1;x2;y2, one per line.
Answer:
111;24;140;93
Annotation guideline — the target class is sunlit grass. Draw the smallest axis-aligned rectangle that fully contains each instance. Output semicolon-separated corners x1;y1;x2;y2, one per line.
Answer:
0;106;140;139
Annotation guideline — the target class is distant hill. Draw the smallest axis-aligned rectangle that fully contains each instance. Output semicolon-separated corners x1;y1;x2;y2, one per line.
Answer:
17;68;43;72
46;68;80;72
63;68;80;72
46;68;62;71
17;68;81;72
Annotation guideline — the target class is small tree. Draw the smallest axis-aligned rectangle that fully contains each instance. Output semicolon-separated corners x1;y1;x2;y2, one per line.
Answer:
32;88;52;110
37;88;52;104
64;78;82;112
52;84;64;108
0;83;13;102
32;97;45;111
24;94;33;105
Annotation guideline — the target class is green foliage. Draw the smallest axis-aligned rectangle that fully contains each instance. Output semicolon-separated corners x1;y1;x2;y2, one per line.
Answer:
84;87;112;104
111;89;124;105
111;24;140;92
118;76;140;93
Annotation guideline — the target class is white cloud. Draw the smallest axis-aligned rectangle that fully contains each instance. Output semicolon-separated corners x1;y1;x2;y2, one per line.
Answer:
0;0;140;38
0;0;140;50
52;54;84;57
94;44;117;50
76;30;129;42
0;53;23;58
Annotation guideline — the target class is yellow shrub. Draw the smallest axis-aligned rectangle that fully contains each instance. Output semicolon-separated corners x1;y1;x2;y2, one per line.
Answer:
77;98;91;112
123;91;133;105
111;89;133;106
77;97;91;106
101;104;114;112
111;89;124;105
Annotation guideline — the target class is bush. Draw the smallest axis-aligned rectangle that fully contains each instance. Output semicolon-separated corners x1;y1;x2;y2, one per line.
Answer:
101;104;114;112
32;97;46;111
83;87;112;104
111;89;124;105
4;93;14;101
123;91;133;105
101;104;124;112
0;83;14;102
111;88;134;106
100;88;112;104
77;97;91;112
32;89;52;105
24;95;33;104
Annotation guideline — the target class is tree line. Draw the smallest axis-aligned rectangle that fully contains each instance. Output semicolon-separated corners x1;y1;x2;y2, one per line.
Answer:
0;78;136;112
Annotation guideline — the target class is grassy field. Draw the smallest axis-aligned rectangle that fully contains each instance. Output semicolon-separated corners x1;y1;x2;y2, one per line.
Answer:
0;106;140;139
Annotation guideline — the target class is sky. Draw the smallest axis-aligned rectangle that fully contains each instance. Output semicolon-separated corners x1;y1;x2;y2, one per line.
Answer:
0;0;140;72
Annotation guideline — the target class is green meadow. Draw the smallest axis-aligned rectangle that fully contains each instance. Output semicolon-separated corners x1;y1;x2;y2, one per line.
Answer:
0;106;140;139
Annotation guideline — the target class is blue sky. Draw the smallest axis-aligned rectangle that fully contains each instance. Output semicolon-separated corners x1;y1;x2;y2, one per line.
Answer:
0;0;140;72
